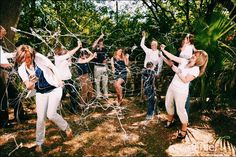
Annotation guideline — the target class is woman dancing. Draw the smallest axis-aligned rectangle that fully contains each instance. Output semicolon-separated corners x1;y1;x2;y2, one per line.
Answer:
160;45;208;139
15;45;72;153
111;48;129;104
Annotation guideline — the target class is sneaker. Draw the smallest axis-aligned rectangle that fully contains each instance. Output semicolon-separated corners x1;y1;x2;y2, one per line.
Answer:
146;115;153;120
65;127;73;139
35;145;42;153
1;123;14;128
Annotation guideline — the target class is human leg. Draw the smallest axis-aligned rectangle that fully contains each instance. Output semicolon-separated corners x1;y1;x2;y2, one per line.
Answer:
78;75;89;105
145;87;155;117
87;75;95;101
0;71;10;128
35;92;48;147
47;87;68;131
101;67;108;99
115;78;124;103
165;86;175;120
164;86;176;127
94;66;102;98
174;91;188;136
8;82;27;122
64;79;78;112
185;93;190;115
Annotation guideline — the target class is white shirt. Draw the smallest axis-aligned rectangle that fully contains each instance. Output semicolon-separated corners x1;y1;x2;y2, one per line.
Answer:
170;59;199;93
0;46;15;64
54;53;72;80
140;37;163;75
18;53;61;88
179;44;194;59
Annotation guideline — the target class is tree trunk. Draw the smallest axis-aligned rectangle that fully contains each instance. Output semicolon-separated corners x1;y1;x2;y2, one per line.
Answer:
0;0;22;51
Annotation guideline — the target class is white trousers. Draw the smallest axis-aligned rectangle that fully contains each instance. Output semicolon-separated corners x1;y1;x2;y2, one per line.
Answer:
35;87;68;145
165;84;188;124
94;65;108;98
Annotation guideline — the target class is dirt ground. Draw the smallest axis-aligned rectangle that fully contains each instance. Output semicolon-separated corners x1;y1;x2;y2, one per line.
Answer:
0;97;235;156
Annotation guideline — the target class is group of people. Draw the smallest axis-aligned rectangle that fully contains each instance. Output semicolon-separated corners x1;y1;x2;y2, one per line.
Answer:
141;32;208;139
0;26;129;153
0;24;208;153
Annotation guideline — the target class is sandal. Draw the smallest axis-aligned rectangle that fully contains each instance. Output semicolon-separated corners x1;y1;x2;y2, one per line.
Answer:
164;120;175;128
177;130;187;139
35;145;43;153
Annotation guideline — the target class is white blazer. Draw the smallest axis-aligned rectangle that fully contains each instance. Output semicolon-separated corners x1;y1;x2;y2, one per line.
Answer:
18;53;61;87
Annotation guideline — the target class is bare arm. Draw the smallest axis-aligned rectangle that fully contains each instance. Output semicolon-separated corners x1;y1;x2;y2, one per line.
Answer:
172;65;196;83
193;45;197;52
67;40;82;56
124;54;129;66
140;32;149;53
160;45;183;64
78;50;97;64
159;51;174;67
92;33;104;49
110;57;115;73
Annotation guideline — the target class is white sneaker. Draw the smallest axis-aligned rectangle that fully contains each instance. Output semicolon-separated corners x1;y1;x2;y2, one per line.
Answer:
146;115;153;120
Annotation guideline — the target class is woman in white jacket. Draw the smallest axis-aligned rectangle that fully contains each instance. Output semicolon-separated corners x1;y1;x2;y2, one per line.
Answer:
15;45;72;153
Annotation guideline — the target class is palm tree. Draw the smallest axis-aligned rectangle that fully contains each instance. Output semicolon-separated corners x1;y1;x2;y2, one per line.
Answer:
192;10;236;108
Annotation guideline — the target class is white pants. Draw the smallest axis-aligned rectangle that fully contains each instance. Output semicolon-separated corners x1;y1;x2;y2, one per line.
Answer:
94;65;108;98
165;84;188;124
35;87;68;146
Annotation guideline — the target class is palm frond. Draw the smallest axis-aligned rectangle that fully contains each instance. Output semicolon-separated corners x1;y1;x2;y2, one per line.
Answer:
213;136;236;156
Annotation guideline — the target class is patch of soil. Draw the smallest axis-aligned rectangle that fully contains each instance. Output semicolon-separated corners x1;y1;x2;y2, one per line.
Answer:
0;97;235;156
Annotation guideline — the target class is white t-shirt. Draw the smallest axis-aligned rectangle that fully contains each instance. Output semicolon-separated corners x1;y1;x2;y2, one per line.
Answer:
170;59;199;93
140;37;163;75
179;44;194;59
54;53;72;80
0;46;12;64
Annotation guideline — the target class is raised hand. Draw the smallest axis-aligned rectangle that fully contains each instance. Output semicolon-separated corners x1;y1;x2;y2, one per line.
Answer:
142;31;146;37
77;40;82;48
160;44;166;51
93;52;97;58
100;33;104;39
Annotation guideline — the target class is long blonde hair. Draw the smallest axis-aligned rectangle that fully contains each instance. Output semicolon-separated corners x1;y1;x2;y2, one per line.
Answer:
194;50;208;77
15;45;35;64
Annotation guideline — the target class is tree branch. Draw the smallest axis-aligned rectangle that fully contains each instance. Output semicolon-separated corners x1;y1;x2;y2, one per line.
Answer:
141;0;159;24
155;1;177;22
